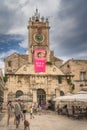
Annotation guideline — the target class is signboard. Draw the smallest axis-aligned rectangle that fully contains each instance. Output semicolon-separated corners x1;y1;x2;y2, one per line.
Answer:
34;50;46;72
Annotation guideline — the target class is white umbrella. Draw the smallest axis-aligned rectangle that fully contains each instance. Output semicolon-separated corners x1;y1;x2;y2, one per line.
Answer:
76;91;87;94
73;93;87;102
16;95;32;102
53;91;87;102
53;95;75;102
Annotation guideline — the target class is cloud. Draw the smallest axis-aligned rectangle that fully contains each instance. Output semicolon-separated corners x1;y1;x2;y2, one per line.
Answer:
0;0;87;66
0;0;27;34
49;0;87;61
74;50;87;59
0;49;18;59
0;59;4;75
18;35;28;48
0;0;61;34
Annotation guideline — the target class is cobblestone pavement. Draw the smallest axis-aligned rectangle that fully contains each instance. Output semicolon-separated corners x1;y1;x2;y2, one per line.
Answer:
0;111;87;130
0;113;5;121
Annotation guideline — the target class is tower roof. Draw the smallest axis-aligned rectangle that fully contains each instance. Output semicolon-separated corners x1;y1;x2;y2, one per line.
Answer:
29;9;49;23
34;8;40;21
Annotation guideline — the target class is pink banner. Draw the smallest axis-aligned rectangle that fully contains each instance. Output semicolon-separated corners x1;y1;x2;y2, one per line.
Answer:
34;50;46;72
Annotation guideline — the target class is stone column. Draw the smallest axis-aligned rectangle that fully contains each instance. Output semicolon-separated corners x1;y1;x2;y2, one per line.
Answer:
55;88;60;97
46;87;50;101
32;88;37;103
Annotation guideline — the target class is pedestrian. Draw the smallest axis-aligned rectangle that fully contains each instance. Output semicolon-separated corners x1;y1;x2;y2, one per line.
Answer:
14;99;22;128
33;102;38;114
21;101;27;120
29;106;34;119
38;104;42;115
7;101;12;126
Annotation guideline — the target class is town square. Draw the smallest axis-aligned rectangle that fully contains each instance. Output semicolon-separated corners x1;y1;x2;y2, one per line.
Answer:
0;110;87;130
0;0;87;130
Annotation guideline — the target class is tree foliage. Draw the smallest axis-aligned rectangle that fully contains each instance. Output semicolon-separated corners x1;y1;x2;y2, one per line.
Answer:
3;76;8;83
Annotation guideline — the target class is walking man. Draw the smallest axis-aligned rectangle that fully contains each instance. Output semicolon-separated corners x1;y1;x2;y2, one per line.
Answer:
14;99;22;128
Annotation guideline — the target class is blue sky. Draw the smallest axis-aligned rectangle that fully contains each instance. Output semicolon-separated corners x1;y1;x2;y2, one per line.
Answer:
0;0;87;74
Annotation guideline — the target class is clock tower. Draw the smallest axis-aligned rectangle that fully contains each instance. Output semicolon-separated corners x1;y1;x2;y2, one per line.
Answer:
27;9;50;63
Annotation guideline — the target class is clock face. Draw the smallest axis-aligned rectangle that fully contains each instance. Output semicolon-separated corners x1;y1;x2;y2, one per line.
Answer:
33;33;44;43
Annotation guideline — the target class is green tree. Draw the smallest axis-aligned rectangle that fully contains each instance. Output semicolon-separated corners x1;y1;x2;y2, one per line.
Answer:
3;76;8;83
67;78;72;84
46;61;52;65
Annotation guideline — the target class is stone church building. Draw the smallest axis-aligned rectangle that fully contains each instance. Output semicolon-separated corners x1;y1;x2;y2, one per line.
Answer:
4;9;73;105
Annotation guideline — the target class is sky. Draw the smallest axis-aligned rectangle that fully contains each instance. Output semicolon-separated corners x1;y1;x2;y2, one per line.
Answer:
0;0;87;74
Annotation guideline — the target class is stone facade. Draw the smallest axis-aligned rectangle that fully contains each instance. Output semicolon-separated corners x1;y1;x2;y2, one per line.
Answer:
4;9;71;105
5;62;70;104
60;59;87;92
5;53;28;74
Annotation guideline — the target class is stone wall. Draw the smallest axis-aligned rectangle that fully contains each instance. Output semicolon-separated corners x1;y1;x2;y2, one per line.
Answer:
60;59;87;92
60;59;87;80
5;73;70;103
5;53;28;74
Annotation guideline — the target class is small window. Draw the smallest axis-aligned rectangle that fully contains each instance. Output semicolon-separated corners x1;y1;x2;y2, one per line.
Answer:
60;91;64;96
58;75;62;84
80;72;86;80
8;61;12;67
67;64;70;68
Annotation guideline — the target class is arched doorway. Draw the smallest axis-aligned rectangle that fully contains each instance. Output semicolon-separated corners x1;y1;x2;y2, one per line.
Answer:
37;89;46;106
16;90;23;98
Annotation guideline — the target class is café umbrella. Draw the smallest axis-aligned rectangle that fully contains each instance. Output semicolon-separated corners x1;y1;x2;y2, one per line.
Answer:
53;95;75;102
16;95;32;102
53;91;87;102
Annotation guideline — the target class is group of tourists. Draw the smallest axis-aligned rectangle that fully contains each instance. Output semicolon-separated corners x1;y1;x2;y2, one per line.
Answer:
7;99;45;128
7;99;34;128
7;99;26;128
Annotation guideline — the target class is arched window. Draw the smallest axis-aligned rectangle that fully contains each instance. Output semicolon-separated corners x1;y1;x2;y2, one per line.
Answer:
16;90;23;98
